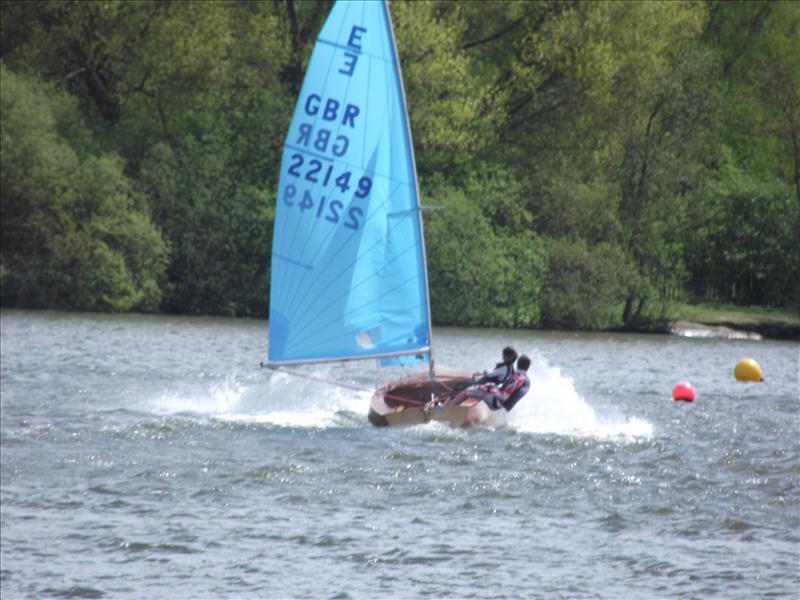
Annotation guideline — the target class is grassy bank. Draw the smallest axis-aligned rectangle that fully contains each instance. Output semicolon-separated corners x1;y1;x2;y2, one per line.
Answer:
665;303;800;340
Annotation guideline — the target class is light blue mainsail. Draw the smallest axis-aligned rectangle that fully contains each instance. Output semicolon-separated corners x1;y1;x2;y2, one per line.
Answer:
268;0;432;365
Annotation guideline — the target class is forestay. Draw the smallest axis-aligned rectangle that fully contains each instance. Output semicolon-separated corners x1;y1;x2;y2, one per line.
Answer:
268;0;432;366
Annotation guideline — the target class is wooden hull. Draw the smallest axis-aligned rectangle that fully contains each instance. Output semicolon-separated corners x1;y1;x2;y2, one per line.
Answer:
368;372;491;428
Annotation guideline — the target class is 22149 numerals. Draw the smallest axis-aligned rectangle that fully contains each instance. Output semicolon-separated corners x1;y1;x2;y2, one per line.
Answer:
283;184;364;230
286;153;372;198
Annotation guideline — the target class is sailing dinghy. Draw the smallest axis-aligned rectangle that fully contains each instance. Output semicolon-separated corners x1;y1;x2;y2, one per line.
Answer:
266;0;490;428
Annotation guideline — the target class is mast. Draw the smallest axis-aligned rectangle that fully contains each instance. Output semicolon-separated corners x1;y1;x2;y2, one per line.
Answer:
382;0;435;381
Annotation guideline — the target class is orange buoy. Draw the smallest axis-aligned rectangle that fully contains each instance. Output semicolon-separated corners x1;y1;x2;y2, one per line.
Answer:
734;358;763;382
672;381;695;402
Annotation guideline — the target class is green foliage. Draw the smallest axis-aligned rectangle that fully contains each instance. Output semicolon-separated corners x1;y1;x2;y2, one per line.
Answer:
122;2;289;317
138;136;273;317
685;158;800;306
0;65;167;311
539;238;636;330
391;0;485;178
1;0;797;325
533;167;622;245
710;1;800;204
464;167;534;235
423;178;545;327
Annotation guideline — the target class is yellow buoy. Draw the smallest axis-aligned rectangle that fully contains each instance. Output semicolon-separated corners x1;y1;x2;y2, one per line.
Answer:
734;358;763;382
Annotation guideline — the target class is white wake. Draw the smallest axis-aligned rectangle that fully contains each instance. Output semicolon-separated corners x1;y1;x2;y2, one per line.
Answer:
507;354;653;440
145;356;652;438
147;365;371;428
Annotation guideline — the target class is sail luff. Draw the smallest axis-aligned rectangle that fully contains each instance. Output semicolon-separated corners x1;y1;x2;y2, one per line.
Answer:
381;0;435;371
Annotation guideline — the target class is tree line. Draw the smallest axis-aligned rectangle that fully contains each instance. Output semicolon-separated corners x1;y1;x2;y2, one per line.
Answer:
1;0;798;329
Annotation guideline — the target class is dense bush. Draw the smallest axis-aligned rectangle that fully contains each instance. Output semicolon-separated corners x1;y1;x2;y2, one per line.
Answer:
0;66;166;311
424;181;545;327
538;238;636;330
685;163;800;307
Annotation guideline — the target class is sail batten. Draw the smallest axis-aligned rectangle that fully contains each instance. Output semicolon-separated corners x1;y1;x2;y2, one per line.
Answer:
267;0;431;366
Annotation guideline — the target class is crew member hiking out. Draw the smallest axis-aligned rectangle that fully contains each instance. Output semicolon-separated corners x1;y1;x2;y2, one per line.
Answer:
474;346;518;388
445;354;532;412
434;346;516;407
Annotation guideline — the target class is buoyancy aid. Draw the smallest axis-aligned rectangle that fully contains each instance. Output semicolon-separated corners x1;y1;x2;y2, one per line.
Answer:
478;363;513;387
497;363;514;387
498;370;530;411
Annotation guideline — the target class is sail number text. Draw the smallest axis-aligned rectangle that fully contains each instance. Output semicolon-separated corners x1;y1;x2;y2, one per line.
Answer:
283;184;364;230
283;153;371;231
293;94;361;158
279;23;375;231
286;153;372;198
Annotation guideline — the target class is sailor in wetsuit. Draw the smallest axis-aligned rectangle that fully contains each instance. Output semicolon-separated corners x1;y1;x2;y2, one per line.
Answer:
474;354;531;412
445;352;531;412
473;346;517;388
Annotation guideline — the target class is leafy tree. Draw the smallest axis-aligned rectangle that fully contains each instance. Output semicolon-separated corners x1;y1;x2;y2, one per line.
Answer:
685;157;800;306
0;0;171;123
1;65;167;311
539;238;637;330
593;3;714;326
1;1;296;315
706;1;800;205
125;4;292;316
138;134;274;317
423;177;545;327
391;0;486;179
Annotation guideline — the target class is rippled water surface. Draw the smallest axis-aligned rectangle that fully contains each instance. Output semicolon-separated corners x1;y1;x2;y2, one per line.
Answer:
1;310;798;599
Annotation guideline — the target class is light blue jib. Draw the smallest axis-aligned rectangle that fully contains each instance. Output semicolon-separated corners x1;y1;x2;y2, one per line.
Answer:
268;0;431;365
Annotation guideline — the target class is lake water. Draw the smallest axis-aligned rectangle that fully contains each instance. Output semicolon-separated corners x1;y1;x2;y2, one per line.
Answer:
1;309;798;599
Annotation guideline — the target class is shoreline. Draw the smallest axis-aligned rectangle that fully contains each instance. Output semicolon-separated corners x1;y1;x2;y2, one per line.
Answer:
661;305;800;341
1;306;798;341
664;320;798;341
